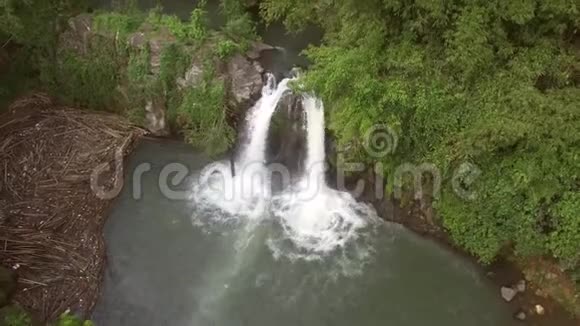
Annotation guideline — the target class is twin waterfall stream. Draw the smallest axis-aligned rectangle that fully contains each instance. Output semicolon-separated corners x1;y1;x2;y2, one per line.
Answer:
93;74;514;326
191;74;374;259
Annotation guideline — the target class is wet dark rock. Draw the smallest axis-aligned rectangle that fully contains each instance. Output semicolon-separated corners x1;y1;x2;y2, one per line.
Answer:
226;53;264;109
59;14;93;55
246;41;275;60
501;286;517;302
268;94;305;176
514;310;527;321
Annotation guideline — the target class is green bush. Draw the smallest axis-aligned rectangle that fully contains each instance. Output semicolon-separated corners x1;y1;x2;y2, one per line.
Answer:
93;11;144;41
220;0;257;51
40;36;124;111
1;306;31;326
145;2;208;44
0;0;87;106
174;68;234;156
53;312;93;326
214;39;239;58
0;0;86;48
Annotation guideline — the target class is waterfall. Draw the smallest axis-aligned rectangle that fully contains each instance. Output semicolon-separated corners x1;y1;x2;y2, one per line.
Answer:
193;75;375;261
237;74;291;168
192;73;291;219
266;93;374;259
302;96;326;186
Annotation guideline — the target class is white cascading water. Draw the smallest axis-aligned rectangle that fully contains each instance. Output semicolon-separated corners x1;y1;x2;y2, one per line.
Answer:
269;95;375;260
302;96;326;185
192;75;378;263
191;73;291;219
238;74;290;167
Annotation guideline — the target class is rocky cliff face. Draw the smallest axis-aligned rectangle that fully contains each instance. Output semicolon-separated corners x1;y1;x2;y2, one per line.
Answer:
59;14;275;138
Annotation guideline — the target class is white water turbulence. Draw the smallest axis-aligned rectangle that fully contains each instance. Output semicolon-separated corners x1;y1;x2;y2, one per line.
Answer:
190;73;291;222
191;75;380;270
269;95;379;263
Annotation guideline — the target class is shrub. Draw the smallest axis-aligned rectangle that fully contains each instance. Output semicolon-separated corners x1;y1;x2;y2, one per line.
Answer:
214;39;239;58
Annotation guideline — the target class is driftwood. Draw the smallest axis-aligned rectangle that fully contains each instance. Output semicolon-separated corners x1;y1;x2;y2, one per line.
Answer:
0;93;144;321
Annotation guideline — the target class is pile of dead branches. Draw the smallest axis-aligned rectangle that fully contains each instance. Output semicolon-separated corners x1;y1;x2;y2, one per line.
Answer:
0;93;144;321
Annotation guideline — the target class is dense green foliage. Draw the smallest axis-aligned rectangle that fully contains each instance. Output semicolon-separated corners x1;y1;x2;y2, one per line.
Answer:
53;312;93;326
41;36;124;110
176;69;234;154
0;0;87;107
260;0;580;269
144;3;208;43
0;0;85;47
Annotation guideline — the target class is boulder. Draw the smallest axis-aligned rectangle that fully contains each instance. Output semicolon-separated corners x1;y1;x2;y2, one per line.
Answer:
226;53;264;109
177;64;204;90
246;41;275;60
534;304;545;315
148;32;175;75
514;310;526;321
59;14;93;55
501;286;517;302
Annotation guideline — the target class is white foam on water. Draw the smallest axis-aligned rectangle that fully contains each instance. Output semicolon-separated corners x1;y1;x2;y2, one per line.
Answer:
268;95;379;262
190;74;291;223
191;77;379;268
